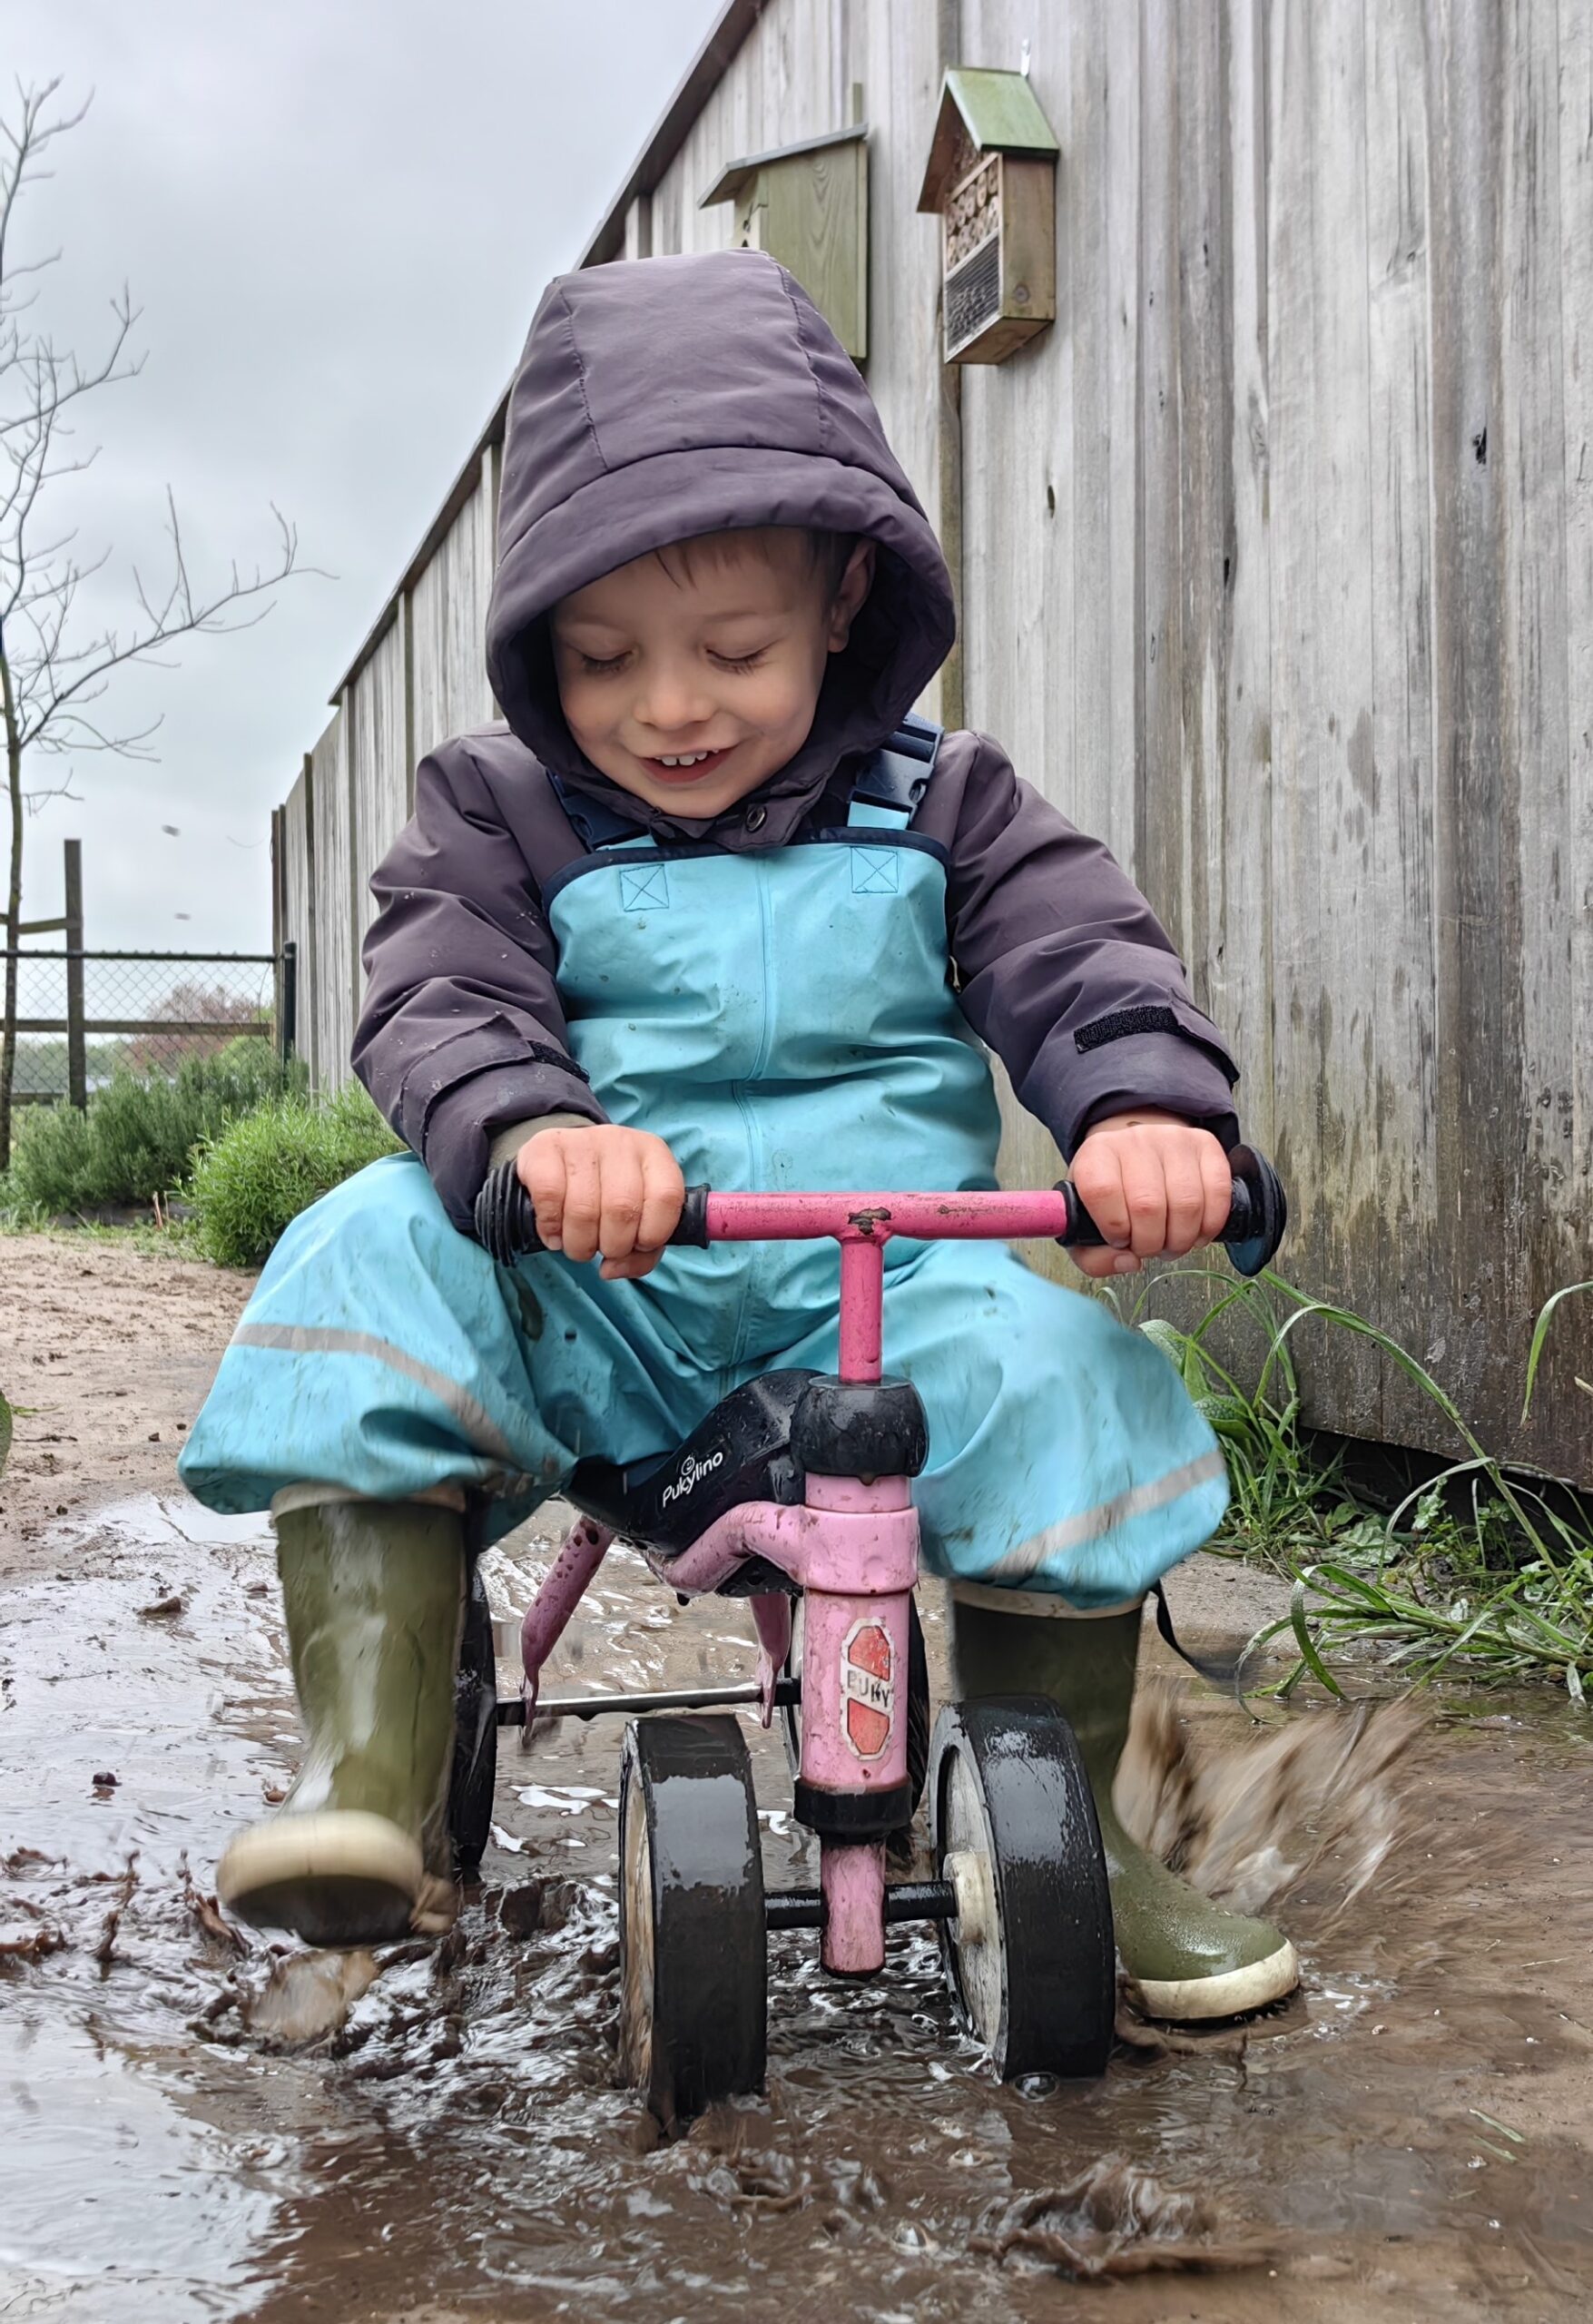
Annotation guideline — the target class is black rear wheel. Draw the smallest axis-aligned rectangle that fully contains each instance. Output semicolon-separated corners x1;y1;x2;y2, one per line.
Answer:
447;1563;497;1880
619;1715;767;2126
931;1696;1115;2080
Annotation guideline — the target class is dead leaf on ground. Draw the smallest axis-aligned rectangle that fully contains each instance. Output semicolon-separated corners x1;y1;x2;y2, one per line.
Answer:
93;1852;140;1967
0;1919;66;1961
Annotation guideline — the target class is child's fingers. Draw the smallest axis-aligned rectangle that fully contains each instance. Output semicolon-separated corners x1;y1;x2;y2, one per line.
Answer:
1159;1144;1209;1256
636;1142;686;1255
1116;1142;1168;1257
1068;1146;1144;1277
1071;1245;1141;1280
596;1146;647;1264
558;1140;604;1263
518;1136;570;1252
1200;1139;1234;1246
599;1248;664;1282
1072;1143;1131;1249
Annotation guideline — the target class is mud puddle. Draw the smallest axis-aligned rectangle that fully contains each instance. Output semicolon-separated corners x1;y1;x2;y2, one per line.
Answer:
2;1494;1591;2322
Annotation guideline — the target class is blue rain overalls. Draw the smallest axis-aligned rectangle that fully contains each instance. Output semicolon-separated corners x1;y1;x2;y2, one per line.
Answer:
180;719;1227;1608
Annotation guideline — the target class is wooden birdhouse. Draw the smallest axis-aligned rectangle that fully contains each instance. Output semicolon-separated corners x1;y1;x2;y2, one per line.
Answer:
917;68;1059;365
700;123;870;361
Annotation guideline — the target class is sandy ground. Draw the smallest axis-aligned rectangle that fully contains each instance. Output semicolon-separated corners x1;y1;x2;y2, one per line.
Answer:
0;1231;254;1571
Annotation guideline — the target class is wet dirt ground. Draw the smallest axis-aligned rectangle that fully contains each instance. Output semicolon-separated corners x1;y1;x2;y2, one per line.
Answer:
2;1238;1591;2319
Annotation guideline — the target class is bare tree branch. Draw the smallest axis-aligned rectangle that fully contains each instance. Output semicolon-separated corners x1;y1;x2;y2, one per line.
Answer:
0;76;318;1167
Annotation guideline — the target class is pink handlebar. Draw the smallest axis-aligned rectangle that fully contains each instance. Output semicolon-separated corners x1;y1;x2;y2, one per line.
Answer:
702;1188;1069;1244
472;1147;1285;1279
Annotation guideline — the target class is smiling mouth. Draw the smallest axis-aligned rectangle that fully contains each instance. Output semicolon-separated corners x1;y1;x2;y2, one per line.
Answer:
640;744;735;784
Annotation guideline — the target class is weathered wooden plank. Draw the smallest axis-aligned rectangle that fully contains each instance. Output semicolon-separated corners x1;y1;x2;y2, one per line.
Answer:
856;0;949;581
309;711;353;1089
1361;0;1439;1446
410;468;497;763
1136;0;1189;959
1214;0;1274;1151
1264;0;1381;1428
1425;0;1513;1443
280;760;316;1083
1560;0;1593;1385
349;610;410;973
953;0;1073;1196
1499;0;1585;1453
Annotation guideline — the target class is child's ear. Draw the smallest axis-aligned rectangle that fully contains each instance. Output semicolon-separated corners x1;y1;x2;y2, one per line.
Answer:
827;539;877;653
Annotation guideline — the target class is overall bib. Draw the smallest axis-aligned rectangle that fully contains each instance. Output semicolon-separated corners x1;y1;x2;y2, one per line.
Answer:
181;730;1228;1609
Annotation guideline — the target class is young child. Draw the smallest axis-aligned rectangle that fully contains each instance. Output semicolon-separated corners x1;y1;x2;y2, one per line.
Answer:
182;249;1295;2021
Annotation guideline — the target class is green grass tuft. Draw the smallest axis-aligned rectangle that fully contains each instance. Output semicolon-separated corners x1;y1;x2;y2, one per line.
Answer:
1133;1267;1593;1701
186;1080;401;1268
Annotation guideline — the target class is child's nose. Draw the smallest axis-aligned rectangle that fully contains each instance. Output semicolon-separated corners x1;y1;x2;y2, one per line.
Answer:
635;664;717;735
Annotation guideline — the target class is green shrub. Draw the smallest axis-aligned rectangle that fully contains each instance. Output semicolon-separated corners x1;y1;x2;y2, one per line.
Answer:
187;1080;402;1267
7;1040;300;1213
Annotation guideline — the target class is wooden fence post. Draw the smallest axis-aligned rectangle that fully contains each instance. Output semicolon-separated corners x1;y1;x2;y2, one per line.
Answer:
63;838;85;1111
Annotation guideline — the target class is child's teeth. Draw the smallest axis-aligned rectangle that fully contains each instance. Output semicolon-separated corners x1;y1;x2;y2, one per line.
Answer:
659;752;711;767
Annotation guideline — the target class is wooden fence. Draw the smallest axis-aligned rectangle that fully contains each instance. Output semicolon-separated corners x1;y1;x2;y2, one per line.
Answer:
273;0;1593;1483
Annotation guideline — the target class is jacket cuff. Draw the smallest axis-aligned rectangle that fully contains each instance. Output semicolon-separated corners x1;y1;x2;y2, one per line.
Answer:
1027;1026;1240;1162
421;1063;608;1229
486;1110;594;1170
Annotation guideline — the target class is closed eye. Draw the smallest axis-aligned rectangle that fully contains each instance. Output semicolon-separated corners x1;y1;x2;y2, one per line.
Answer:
711;647;769;672
574;650;632;675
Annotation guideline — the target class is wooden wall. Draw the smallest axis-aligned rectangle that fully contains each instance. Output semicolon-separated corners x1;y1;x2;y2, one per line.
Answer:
280;452;502;1090
275;0;1593;1480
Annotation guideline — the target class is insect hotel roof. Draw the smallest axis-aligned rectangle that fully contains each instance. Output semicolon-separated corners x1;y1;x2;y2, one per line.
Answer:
916;67;1060;214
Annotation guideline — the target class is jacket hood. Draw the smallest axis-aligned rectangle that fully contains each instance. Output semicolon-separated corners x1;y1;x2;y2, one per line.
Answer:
484;249;956;846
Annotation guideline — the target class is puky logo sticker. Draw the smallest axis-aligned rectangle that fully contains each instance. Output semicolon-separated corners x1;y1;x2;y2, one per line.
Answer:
660;1446;725;1510
841;1617;895;1759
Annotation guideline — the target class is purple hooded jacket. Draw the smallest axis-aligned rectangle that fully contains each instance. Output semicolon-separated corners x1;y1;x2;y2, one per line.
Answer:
354;251;1239;1230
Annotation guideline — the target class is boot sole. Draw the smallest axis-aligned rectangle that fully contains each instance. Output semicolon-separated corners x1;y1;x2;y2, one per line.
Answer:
1128;1936;1300;2023
218;1811;424;1948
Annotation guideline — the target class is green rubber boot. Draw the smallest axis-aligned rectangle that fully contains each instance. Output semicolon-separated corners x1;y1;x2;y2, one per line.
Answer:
218;1500;466;1948
950;1591;1298;2022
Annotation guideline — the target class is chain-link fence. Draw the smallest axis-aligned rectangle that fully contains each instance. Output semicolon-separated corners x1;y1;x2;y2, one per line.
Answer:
4;948;292;1105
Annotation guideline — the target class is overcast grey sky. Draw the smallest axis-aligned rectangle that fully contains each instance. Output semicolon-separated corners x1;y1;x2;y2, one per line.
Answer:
5;0;722;950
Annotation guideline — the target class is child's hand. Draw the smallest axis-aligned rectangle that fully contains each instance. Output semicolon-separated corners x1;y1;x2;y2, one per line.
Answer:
1067;1110;1232;1279
515;1125;685;1280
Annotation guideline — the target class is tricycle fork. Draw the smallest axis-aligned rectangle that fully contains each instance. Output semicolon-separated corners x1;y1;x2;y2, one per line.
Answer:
518;1513;614;1729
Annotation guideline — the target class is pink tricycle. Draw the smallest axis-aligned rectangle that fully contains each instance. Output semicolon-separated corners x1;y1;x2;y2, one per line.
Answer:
457;1151;1285;2122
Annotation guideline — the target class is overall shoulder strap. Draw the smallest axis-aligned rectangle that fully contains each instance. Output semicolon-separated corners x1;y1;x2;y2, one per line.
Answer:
547;770;651;852
846;712;944;830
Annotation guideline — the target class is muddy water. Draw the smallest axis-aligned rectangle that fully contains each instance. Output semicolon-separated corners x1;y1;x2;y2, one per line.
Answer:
2;1496;1590;2322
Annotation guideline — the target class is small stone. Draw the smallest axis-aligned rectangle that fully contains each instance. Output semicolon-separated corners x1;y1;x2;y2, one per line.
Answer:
92;1770;118;1788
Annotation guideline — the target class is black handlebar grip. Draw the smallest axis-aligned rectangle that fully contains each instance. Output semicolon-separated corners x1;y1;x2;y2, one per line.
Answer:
472;1160;711;1264
1057;1144;1287;1280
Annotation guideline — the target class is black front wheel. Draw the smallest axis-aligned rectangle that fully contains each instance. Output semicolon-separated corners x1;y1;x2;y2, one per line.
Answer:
619;1715;767;2127
931;1697;1115;2080
447;1564;498;1881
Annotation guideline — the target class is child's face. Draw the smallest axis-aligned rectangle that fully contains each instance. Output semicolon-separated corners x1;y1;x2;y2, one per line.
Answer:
550;527;874;819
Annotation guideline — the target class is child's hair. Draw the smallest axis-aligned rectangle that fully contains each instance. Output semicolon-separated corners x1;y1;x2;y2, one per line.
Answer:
650;525;856;603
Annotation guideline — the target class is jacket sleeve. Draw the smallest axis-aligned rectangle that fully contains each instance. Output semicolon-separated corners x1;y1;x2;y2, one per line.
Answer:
352;738;606;1228
943;735;1240;1158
